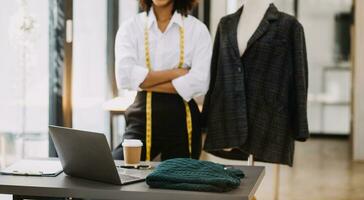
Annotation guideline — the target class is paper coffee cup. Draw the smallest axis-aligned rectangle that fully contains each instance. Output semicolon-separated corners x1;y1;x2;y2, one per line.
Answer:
122;139;143;166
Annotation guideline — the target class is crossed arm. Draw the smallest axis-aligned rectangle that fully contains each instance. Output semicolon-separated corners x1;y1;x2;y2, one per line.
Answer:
139;68;189;94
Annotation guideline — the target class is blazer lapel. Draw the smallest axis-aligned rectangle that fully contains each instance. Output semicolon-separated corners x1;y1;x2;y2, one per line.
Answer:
246;4;280;50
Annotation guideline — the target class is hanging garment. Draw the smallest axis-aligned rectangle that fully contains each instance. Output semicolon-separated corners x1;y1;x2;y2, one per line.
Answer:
202;4;309;166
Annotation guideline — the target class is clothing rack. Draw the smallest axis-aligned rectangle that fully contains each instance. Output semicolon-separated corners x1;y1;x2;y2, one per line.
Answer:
247;155;281;200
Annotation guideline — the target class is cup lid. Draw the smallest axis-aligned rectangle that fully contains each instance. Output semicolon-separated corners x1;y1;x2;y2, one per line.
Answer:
122;139;143;147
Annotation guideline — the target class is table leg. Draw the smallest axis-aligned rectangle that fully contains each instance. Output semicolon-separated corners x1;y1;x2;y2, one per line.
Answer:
0;134;5;168
109;113;114;150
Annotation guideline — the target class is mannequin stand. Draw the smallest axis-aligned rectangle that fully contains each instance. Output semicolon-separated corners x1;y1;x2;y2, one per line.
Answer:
248;155;257;200
247;154;255;166
247;155;281;200
273;164;280;200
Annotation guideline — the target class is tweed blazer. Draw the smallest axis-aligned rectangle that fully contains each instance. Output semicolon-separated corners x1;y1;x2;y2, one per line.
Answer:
202;4;309;166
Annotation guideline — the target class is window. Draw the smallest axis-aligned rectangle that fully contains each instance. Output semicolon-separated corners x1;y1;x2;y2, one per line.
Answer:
0;0;49;168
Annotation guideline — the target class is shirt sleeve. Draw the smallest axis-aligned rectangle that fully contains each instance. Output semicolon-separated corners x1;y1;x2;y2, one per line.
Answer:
172;24;212;102
201;22;221;128
115;20;149;91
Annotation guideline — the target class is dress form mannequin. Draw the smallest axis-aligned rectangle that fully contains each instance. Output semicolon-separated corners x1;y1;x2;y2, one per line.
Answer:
238;2;280;199
238;0;273;55
235;0;273;161
222;0;273;156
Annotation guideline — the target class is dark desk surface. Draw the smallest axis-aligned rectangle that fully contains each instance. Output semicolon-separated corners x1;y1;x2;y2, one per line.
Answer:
0;161;265;200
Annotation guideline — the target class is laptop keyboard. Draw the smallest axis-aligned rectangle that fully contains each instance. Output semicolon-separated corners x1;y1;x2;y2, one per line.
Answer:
118;173;141;182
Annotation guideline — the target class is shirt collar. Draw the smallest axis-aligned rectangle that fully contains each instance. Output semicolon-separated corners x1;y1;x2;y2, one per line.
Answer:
147;7;184;30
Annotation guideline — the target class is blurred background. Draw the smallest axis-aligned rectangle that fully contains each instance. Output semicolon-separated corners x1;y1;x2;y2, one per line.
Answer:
0;0;364;199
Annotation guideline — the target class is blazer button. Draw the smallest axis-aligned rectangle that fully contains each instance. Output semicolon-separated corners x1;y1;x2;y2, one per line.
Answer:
237;67;242;73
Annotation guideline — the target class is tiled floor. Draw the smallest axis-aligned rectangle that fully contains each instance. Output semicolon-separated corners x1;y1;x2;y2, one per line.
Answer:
202;137;364;200
1;137;363;200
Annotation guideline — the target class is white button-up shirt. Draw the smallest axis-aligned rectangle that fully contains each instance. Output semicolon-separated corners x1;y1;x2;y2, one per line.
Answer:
115;9;212;101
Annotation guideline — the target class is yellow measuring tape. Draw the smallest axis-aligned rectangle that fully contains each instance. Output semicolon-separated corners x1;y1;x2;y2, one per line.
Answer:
144;21;193;161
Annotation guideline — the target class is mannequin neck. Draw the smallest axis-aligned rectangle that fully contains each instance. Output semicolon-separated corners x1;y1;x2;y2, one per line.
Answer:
242;0;273;7
237;0;273;55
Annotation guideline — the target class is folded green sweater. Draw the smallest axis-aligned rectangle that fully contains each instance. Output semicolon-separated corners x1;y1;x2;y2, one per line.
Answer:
146;158;245;192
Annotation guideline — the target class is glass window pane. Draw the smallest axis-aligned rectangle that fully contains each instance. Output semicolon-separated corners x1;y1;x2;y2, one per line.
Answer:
0;0;49;168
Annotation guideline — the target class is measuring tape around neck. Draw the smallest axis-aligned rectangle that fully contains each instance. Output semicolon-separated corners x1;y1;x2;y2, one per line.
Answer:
144;18;193;161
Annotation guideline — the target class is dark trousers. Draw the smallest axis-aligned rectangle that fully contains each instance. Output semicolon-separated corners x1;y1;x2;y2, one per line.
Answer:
112;92;202;161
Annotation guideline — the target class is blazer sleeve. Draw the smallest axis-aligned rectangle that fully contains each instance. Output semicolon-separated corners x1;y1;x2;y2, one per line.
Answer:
292;21;310;141
201;23;221;129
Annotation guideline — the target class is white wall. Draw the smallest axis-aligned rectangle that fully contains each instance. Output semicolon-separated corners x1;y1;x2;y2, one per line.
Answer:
210;0;294;38
210;0;227;39
301;0;352;134
119;0;139;25
353;0;364;161
72;0;109;136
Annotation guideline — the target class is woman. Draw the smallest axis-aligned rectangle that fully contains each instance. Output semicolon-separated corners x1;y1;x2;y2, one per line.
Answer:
112;0;212;161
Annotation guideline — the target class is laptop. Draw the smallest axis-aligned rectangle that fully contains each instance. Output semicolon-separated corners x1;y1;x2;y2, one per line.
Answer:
49;125;149;185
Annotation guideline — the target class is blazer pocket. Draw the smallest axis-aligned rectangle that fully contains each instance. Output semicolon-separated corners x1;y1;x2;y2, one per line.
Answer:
264;93;285;112
263;80;286;112
257;39;288;110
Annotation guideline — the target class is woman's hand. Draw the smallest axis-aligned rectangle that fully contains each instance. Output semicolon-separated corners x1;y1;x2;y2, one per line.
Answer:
144;82;177;94
174;67;190;77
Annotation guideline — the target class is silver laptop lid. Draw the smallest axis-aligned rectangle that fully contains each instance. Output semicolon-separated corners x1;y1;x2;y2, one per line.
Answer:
49;126;122;185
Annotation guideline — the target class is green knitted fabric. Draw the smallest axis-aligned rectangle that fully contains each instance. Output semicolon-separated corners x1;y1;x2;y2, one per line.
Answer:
146;158;245;192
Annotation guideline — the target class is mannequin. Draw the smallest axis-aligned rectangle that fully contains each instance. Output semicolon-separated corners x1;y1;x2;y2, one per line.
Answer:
224;0;273;156
237;2;279;199
203;0;309;166
238;0;273;55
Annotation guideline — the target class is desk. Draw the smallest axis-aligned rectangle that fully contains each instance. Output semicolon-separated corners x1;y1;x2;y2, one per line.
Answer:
0;161;265;200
